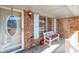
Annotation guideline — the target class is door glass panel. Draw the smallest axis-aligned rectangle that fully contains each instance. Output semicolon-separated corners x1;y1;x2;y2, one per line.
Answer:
7;16;17;36
0;8;22;53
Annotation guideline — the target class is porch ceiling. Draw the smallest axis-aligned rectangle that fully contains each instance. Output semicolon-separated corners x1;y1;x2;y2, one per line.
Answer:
2;5;79;18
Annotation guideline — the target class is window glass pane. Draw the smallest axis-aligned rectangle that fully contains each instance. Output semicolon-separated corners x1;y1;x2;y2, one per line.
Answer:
34;14;39;39
7;16;17;36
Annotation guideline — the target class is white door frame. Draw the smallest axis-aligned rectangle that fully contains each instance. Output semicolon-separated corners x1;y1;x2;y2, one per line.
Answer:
0;6;24;53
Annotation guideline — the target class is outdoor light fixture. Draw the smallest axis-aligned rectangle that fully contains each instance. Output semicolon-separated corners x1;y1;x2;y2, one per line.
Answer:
28;10;32;16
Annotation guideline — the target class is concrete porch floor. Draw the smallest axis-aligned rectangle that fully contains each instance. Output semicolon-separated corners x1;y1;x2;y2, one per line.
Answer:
18;38;65;53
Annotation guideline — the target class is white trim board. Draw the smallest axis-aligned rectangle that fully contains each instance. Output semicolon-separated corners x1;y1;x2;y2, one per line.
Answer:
0;6;23;12
54;18;57;33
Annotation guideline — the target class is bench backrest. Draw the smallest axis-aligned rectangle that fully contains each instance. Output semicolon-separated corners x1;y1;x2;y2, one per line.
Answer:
43;31;55;39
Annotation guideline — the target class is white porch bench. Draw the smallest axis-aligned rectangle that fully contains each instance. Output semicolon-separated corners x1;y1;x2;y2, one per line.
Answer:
43;31;59;47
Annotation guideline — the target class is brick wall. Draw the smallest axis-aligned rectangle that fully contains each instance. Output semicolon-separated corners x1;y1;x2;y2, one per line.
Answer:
57;16;79;41
24;11;56;49
24;11;42;49
57;19;64;38
24;11;34;48
47;17;54;32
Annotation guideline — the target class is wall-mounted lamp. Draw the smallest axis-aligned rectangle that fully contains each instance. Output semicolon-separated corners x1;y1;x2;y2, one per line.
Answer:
28;10;33;17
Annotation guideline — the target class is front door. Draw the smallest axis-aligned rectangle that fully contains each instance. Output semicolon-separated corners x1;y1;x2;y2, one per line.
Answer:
0;7;23;53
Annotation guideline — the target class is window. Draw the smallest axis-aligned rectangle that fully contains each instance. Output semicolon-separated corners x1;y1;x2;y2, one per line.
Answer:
39;16;46;37
34;14;39;39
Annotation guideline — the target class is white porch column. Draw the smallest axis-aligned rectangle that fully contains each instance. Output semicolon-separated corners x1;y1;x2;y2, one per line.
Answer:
54;18;56;33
